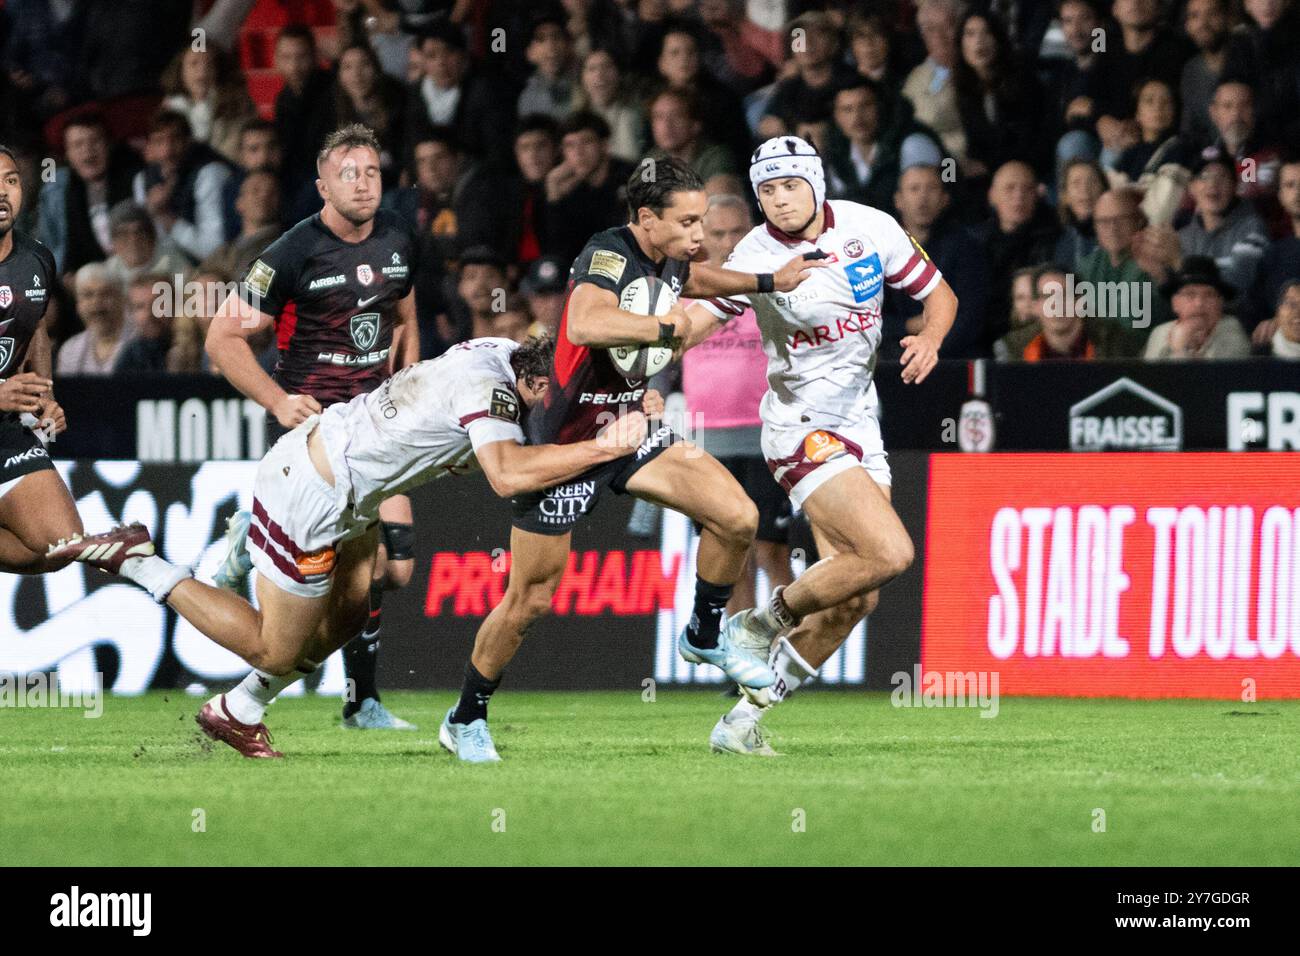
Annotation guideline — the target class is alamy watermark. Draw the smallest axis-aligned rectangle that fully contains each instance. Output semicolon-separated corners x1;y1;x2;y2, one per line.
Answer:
890;666;1000;718
0;671;103;718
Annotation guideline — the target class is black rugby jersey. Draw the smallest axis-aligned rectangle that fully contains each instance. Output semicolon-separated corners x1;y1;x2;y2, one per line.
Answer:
239;208;418;406
0;230;56;385
534;225;690;446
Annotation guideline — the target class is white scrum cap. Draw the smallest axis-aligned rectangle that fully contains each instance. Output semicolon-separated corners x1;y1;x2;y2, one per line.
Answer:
748;135;825;210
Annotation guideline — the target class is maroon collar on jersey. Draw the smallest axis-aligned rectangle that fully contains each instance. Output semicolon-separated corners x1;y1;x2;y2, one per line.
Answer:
764;202;836;246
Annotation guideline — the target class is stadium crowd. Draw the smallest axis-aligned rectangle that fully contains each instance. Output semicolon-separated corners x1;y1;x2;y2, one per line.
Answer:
1;0;1298;373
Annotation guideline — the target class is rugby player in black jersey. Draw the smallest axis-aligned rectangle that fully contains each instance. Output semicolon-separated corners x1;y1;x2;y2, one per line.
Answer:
439;156;825;761
0;145;81;574
204;125;420;730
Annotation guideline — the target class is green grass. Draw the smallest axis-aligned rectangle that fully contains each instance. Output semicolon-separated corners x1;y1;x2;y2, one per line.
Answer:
2;691;1298;866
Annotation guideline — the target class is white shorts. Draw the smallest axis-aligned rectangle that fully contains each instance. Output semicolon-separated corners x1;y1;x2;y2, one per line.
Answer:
762;412;891;510
247;418;372;599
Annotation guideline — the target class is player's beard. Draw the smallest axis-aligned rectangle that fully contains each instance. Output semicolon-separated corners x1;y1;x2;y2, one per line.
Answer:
0;203;14;237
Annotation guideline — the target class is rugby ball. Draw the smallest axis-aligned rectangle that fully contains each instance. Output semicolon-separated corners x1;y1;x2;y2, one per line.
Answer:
609;276;676;379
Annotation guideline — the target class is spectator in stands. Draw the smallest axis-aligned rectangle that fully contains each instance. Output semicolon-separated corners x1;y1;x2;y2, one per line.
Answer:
680;192;792;616
885;164;989;359
1047;0;1106;173
77;0;190;100
1084;0;1193;167
544;111;635;263
1240;0;1300;144
103;200;190;287
1112;78;1193;187
114;274;175;374
972;161;1061;341
824;78;943;213
161;46;258;165
952;10;1046;190
502;115;560;267
1008;267;1039;330
1177;154;1269;311
386;127;500;262
223;118;292;236
132;110;233;262
995;263;1135;360
37;113;142;275
697;0;776;95
1202;78;1283;226
1077;188;1175;337
574;48;644;164
1055;158;1105;267
493;294;534;344
901;0;967;167
330;0;415;81
331;43;407;187
647;88;736;191
1246;157;1300;340
518;14;578;121
846;9;907;92
656;22;752;172
449;245;509;343
1180;0;1252;151
273;26;335;200
3;0;83;121
759;11;857;140
58;264;128;375
236;118;283;177
201;170;282;279
1262;280;1300;359
519;255;568;337
406;20;511;169
1145;255;1250;359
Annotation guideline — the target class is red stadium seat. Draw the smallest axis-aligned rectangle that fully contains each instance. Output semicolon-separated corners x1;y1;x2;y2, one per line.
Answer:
245;69;286;119
43;94;164;154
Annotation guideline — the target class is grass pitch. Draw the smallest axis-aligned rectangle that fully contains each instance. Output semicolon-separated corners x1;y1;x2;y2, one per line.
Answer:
2;690;1297;866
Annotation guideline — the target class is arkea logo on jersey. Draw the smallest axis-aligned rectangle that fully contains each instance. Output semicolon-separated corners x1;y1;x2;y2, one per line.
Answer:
844;253;884;303
788;309;880;350
308;274;345;291
0;285;11;308
350;312;379;351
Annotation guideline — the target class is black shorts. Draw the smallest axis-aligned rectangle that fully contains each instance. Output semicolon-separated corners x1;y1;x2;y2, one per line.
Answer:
511;425;681;535
716;455;791;544
0;415;54;494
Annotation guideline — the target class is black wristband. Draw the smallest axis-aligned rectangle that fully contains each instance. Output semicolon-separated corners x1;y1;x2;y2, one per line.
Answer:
657;321;676;344
756;273;775;294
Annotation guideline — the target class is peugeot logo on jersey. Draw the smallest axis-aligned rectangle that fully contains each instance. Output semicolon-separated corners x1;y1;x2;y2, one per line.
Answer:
844;253;884;303
350;312;379;351
357;264;374;286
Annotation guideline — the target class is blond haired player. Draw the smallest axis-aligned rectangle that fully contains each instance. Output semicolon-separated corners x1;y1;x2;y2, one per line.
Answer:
686;137;958;754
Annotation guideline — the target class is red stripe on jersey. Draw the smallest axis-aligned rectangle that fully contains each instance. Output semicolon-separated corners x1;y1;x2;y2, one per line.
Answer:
902;262;938;297
276;299;298;352
763;202;836;245
886;252;923;284
552;290;587;388
707;296;745;316
252;497;304;560
247;525;307;583
459;410;489;426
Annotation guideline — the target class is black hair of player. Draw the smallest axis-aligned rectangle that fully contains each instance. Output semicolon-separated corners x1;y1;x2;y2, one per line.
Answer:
0;144;16;168
559;110;611;141
510;334;555;393
317;123;382;171
625;155;704;221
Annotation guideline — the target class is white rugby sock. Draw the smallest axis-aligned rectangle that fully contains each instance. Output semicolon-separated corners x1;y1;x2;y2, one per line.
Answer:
223;668;307;725
751;585;797;638
120;555;191;603
769;636;818;703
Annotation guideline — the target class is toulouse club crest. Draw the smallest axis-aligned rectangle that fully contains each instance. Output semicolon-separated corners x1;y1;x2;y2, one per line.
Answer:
0;285;11;308
356;264;374;286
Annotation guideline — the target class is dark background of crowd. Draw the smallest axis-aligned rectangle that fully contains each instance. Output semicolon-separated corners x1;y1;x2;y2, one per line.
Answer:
1;0;1298;376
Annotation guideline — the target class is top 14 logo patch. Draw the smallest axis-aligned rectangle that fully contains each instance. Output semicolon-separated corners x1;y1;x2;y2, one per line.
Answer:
843;253;884;304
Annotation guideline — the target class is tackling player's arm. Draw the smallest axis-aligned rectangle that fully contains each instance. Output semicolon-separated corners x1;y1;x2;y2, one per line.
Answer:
474;411;648;498
682;252;824;298
389;289;419;373
206;290;322;427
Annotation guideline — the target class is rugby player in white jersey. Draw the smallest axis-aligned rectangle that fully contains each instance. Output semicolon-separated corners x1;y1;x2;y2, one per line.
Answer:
685;137;958;755
49;336;653;757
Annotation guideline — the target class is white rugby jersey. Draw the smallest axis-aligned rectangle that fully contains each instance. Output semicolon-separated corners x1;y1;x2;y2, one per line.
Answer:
699;200;941;429
317;338;525;518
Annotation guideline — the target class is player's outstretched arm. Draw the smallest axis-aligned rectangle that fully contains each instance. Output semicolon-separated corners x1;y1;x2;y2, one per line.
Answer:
683;253;825;298
206;289;321;427
566;283;680;348
680;301;725;351
475;411;649;498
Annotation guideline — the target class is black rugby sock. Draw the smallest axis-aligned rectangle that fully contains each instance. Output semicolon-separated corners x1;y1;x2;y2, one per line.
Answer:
686;578;732;650
342;585;383;718
451;662;501;726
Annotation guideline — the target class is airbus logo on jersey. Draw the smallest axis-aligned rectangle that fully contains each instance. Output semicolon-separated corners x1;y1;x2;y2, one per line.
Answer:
0;285;11;308
844;253;884;303
579;388;645;405
308;274;345;291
